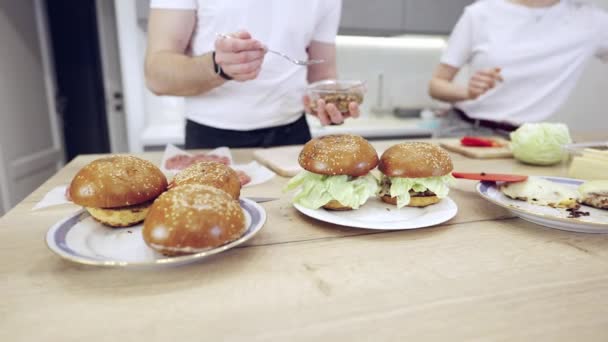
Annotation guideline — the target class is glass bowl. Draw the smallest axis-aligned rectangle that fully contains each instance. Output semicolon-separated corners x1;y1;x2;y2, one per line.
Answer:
307;80;365;113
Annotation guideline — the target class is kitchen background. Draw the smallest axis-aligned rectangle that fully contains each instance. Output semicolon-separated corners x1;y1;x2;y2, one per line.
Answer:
0;0;607;216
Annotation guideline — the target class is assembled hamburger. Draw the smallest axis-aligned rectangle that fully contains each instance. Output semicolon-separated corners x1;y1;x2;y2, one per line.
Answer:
285;134;379;210
378;142;454;208
69;155;168;227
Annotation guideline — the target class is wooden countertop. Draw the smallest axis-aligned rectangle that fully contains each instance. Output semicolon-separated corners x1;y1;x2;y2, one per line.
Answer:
2;144;608;341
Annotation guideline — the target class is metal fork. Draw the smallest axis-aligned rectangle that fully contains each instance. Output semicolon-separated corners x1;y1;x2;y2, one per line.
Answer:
265;49;324;66
216;33;324;66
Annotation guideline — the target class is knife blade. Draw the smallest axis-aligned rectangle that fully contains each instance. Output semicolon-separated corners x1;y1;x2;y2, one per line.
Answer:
452;172;528;183
246;196;280;203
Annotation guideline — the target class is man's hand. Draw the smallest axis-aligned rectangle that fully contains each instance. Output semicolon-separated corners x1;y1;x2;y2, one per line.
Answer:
303;95;361;126
214;30;266;82
468;67;503;100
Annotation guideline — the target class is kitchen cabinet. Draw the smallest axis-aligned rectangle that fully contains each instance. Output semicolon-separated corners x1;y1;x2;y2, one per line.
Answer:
133;0;471;35
339;0;473;36
403;0;473;34
339;0;405;36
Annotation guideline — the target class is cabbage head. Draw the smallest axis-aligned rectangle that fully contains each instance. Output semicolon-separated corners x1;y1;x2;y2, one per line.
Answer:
510;123;572;166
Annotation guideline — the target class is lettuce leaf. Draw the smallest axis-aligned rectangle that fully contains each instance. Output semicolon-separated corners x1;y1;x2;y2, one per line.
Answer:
388;174;454;208
510;123;572;165
284;171;379;210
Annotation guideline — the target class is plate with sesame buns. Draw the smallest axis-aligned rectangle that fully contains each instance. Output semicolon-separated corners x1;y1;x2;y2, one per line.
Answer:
45;197;266;268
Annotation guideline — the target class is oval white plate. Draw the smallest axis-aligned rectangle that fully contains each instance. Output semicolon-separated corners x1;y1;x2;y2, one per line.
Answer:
477;176;608;233
46;198;266;268
294;197;457;230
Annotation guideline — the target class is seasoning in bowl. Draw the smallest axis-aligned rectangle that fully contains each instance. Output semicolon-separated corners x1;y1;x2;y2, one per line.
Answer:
307;79;365;114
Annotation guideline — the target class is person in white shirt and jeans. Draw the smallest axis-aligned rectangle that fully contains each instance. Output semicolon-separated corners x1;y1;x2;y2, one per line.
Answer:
145;0;360;148
429;0;608;137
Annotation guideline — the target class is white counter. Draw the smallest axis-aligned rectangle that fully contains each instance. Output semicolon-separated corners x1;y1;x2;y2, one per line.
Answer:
307;115;433;139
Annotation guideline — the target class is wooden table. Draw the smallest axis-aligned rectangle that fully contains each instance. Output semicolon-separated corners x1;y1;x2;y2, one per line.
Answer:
2;145;608;341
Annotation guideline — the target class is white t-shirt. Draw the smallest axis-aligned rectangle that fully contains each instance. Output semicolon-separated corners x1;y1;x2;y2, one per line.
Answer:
441;0;608;125
150;0;341;130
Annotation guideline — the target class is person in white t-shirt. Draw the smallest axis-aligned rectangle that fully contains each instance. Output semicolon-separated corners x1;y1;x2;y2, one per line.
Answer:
428;0;608;137
145;0;360;148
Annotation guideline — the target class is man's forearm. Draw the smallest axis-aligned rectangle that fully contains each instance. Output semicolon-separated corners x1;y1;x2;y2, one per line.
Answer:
145;51;225;97
307;61;336;84
428;78;469;103
308;67;336;84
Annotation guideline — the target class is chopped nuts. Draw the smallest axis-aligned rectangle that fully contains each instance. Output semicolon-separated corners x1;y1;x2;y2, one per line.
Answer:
310;92;364;113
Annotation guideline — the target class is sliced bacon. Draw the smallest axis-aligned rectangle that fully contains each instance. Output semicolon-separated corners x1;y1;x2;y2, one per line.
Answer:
236;170;251;186
165;154;193;170
191;153;230;166
65;185;72;201
165;153;231;170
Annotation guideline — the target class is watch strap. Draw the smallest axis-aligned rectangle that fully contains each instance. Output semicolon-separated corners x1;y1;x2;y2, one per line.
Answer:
212;51;232;81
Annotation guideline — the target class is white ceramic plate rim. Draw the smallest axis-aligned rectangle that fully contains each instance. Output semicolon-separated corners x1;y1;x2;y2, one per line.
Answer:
293;197;458;230
45;198;266;267
476;176;608;231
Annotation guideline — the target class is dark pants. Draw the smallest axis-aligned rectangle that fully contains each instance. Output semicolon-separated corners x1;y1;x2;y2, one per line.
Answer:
185;115;312;149
434;108;518;139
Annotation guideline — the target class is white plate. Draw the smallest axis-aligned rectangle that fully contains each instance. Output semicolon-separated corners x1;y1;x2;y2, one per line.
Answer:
294;197;458;230
477;177;608;233
45;198;266;268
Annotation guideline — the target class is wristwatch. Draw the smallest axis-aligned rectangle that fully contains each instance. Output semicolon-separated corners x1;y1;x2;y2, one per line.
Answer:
212;51;232;81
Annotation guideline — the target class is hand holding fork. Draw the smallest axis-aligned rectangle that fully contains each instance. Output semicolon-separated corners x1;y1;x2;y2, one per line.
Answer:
213;30;267;82
214;31;325;81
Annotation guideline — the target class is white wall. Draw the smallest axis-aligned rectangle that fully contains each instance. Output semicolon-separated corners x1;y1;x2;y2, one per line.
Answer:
336;35;447;115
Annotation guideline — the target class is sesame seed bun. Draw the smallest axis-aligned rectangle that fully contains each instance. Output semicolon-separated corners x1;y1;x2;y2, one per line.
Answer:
142;184;246;256
379;142;453;178
298;134;379;176
69;155;168;209
168;161;241;200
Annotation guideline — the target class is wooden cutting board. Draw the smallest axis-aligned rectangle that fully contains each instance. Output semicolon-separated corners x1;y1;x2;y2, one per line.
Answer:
253;145;303;177
439;138;513;159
